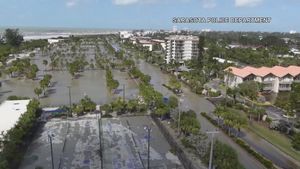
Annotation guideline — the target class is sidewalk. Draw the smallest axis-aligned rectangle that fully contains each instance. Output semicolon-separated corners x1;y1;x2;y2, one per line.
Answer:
154;118;207;169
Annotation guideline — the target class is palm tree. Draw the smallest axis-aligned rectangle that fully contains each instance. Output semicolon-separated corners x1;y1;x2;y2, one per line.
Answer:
233;116;247;137
42;59;48;71
224;68;233;107
34;88;42;99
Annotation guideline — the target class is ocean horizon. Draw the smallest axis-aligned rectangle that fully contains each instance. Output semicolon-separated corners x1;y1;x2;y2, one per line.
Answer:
0;26;125;40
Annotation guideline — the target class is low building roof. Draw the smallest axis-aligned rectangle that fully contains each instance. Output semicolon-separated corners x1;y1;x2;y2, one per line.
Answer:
139;40;154;44
0;100;31;135
166;35;199;41
225;66;300;78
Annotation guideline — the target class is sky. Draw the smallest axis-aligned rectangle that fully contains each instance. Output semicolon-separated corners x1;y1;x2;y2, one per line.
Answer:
0;0;299;32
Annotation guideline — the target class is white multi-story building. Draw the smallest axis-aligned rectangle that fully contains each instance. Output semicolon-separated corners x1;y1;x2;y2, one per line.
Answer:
224;66;300;93
119;31;133;39
165;35;199;64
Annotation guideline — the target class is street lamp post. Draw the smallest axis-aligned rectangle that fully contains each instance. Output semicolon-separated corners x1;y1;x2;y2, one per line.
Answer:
206;130;219;169
144;126;152;169
97;110;103;169
48;134;54;169
67;86;72;117
123;84;126;102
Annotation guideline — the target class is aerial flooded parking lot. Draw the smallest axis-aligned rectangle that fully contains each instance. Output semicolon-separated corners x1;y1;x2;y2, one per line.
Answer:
102;116;182;169
19;116;182;169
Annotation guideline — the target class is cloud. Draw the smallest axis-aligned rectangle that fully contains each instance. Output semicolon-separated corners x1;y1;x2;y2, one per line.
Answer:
113;0;150;5
112;0;188;6
201;0;216;8
235;0;263;7
66;0;79;7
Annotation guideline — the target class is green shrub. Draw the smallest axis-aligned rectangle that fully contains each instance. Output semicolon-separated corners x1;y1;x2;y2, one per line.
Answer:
7;95;30;100
181;138;195;149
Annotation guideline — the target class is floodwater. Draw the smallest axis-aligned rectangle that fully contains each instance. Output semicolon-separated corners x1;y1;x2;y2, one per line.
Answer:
0;69;138;107
136;59;216;113
0;42;138;106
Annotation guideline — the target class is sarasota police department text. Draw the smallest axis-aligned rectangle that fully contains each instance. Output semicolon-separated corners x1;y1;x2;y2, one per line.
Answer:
172;17;272;24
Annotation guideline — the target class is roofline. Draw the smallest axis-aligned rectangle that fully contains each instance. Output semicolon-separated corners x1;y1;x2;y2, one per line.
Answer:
225;66;300;78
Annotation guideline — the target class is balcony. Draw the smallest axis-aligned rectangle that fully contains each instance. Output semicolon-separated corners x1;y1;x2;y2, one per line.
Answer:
263;86;273;91
262;80;273;84
279;81;293;84
279;87;292;91
294;79;300;83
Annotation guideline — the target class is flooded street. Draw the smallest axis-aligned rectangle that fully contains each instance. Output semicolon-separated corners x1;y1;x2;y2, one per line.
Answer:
136;59;215;113
135;59;267;169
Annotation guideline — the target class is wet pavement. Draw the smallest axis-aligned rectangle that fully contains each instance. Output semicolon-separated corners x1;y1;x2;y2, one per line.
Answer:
19;116;183;169
103;116;182;169
19;117;101;169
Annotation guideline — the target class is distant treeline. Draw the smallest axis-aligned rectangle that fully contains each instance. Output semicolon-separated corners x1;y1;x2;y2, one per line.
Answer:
0;28;49;63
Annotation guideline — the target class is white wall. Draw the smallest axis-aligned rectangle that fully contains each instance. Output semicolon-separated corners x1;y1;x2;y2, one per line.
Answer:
142;44;153;51
224;75;243;88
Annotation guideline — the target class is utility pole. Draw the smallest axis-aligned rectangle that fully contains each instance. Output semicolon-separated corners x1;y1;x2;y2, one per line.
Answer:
48;134;54;169
206;130;219;169
68;86;72;117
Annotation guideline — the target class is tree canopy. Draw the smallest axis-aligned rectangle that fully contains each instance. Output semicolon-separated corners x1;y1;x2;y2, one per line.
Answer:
0;99;41;169
292;133;300;151
5;58;39;79
204;141;244;169
237;81;260;100
4;29;24;47
73;96;96;116
215;106;247;136
178;110;201;135
290;83;300;114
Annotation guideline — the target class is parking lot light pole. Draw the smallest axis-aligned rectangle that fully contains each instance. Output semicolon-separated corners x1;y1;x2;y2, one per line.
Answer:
178;110;181;134
48;134;54;169
97;110;104;169
206;130;219;169
147;128;150;169
123;84;126;102
144;126;151;169
67;86;72;117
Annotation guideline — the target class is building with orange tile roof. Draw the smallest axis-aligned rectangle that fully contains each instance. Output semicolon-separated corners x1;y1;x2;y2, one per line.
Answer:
224;66;300;93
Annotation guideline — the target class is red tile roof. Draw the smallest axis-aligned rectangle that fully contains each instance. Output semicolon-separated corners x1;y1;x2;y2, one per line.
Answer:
225;66;300;78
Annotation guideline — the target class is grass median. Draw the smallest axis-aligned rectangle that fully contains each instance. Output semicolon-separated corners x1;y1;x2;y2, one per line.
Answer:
247;122;300;162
